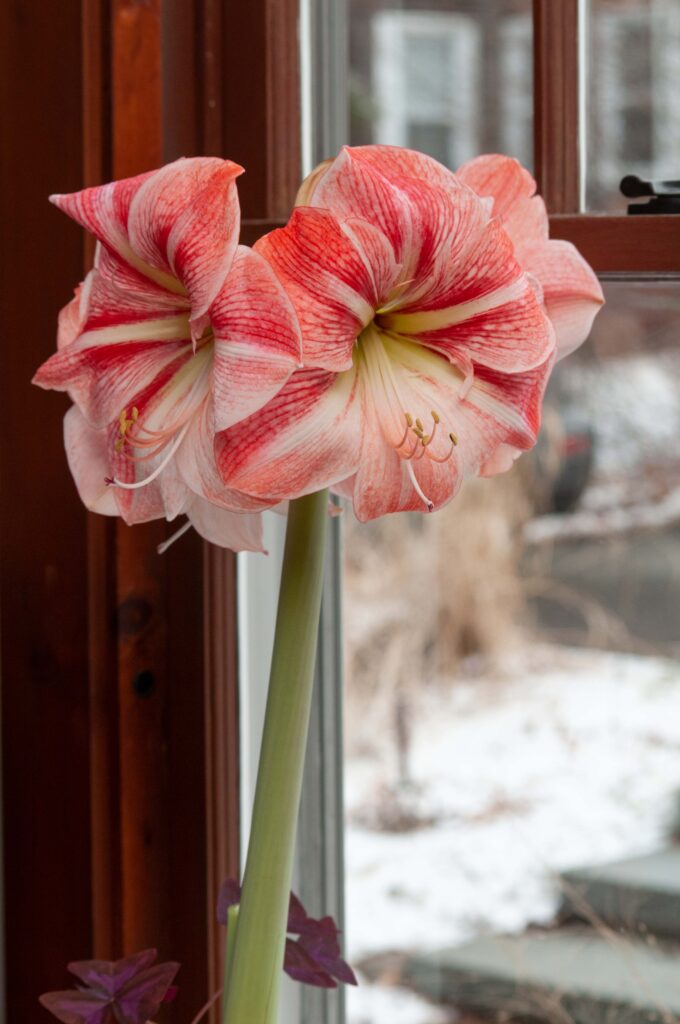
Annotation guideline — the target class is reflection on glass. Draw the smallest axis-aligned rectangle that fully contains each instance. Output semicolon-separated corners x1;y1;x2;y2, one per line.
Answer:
342;282;680;1023
587;0;680;211
349;1;533;170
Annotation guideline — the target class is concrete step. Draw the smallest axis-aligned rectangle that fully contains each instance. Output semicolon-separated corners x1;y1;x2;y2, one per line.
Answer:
403;927;680;1024
560;846;680;939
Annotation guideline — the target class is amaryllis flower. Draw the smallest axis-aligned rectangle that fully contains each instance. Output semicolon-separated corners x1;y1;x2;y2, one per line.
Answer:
217;879;357;990
39;948;179;1024
33;157;301;551
215;145;587;521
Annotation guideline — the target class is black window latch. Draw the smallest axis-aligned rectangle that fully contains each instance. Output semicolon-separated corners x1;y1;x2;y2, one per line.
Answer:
620;175;680;214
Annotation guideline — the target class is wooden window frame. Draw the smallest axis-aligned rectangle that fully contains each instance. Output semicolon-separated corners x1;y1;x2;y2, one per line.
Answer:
1;2;301;1020
533;0;680;273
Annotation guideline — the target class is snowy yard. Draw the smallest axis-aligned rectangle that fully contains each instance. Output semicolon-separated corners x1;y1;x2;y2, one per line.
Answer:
344;645;680;1024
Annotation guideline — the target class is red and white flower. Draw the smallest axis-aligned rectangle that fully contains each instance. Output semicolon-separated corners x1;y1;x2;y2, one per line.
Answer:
216;145;590;521
34;157;301;551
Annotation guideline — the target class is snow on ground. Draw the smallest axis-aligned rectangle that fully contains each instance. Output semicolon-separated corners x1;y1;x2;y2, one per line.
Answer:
344;645;680;1023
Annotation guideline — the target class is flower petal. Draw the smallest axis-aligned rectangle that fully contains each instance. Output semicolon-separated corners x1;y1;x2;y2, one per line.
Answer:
51;158;244;333
456;154;603;358
50;169;159;270
522;239;604;360
126;157;244;333
385;220;555;375
211;246;302;431
187;497;266;553
345;144;460;192
216;367;362;499
84;243;190;332
463;358;553;454
255;208;382;371
479;442;523;477
64;406;119;516
307;147;474;287
456;153;548;252
177;398;274;513
58;279;90;350
34;329;194;429
349;334;550;521
308;146;412;264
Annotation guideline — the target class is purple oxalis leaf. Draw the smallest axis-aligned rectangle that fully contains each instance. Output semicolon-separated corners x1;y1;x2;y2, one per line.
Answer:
283;939;336;989
39;949;180;1024
216;879;357;990
297;919;358;986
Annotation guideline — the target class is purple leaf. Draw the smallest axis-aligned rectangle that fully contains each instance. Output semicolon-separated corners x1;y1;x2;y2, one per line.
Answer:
216;878;358;991
283;939;336;989
297;919;358;987
39;991;111;1024
40;950;180;1024
287;892;310;935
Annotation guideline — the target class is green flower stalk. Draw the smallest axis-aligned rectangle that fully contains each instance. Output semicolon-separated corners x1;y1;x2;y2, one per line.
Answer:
223;489;330;1024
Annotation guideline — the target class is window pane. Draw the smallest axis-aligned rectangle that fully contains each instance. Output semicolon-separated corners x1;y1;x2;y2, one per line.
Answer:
586;0;680;211
342;280;680;1023
350;0;533;170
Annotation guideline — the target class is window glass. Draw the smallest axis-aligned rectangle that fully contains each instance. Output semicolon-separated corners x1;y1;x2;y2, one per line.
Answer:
342;282;680;1023
586;0;680;211
350;0;533;170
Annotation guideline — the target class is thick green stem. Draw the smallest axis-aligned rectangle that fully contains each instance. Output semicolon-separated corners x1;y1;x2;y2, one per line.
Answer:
222;489;329;1024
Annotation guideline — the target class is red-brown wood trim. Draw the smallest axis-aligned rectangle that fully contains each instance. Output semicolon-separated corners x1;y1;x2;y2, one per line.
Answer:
109;0;174;958
222;0;301;220
0;0;93;1015
549;215;680;274
533;0;580;213
82;0;123;962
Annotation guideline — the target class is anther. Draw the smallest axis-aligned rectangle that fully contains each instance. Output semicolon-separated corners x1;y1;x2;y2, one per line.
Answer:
449;432;458;446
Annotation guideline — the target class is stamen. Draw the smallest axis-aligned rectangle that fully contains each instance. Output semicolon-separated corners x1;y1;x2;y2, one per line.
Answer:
421;410;440;447
427;432;458;464
406;461;434;511
395;413;414;450
403;434;421;460
109;421;190;491
157;519;193;555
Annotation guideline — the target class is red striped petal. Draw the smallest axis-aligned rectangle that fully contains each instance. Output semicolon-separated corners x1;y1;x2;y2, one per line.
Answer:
51;157;243;335
211;246;302;431
255;209;383;371
126;158;243;331
522;240;604;360
215;367;362;499
456;154;603;358
187;498;266;553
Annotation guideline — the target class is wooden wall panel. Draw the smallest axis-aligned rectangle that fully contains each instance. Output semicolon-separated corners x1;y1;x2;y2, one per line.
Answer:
0;1;92;1018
